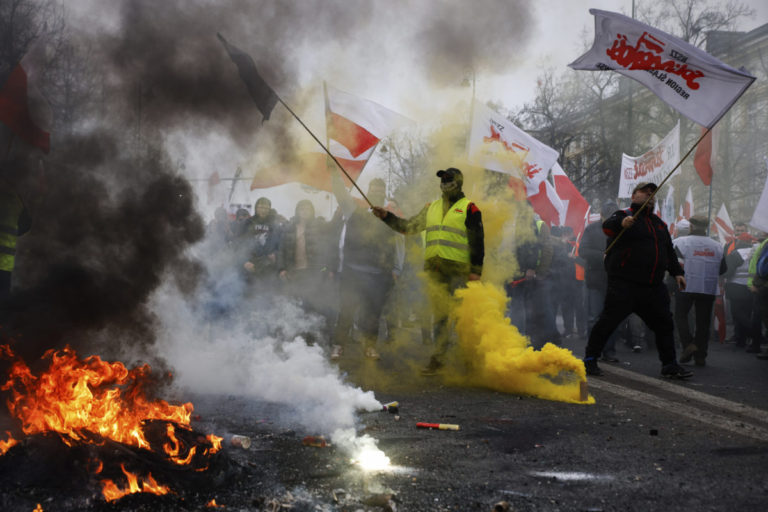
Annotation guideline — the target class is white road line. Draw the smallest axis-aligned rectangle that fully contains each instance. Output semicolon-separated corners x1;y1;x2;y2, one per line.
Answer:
588;378;768;443
598;363;768;424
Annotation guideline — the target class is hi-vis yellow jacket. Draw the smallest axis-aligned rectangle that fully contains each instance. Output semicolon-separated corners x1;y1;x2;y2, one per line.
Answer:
0;187;25;272
424;197;471;264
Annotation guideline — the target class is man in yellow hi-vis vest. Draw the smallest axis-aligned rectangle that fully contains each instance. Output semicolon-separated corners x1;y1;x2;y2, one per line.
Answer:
0;174;31;301
373;168;484;374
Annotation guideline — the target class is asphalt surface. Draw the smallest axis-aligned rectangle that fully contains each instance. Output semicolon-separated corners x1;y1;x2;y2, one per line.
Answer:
1;331;767;511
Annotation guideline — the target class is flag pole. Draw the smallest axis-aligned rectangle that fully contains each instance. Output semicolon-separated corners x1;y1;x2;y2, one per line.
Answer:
605;125;712;254
276;93;373;208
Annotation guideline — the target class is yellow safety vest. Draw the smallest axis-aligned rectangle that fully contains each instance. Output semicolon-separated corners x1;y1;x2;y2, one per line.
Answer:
0;188;24;273
424;197;471;264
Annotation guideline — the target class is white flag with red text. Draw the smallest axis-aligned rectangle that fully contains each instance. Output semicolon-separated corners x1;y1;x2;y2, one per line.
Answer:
750;159;768;233
467;100;559;194
551;163;590;238
711;203;734;244
569;9;755;128
618;122;679;198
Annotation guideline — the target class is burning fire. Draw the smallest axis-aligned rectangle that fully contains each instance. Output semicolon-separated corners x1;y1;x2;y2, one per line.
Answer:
101;464;171;502
0;344;223;501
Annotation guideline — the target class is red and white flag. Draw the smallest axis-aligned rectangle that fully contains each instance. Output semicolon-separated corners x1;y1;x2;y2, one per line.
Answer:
693;126;718;186
324;83;411;186
618;122;679;198
750;158;768;233
551;163;590;239
0;42;50;153
467;100;559;194
527;178;564;227
683;187;693;219
569;9;755;128
711;203;734;244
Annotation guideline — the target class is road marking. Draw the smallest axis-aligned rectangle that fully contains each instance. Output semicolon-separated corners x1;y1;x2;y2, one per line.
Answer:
598;363;768;424
588;378;768;443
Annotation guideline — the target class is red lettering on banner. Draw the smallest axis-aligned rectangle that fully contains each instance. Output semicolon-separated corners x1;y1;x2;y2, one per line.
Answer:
484;125;530;154
606;31;704;89
632;146;665;179
693;250;715;257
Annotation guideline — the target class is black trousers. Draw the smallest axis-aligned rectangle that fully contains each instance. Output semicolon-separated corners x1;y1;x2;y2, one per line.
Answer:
334;267;393;348
585;278;677;366
674;292;715;360
726;282;759;344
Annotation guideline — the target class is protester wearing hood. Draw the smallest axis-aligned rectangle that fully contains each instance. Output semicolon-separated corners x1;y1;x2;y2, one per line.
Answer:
238;197;282;281
583;182;691;379
277;200;334;341
373;167;484;374
580;200;621;362
673;215;727;366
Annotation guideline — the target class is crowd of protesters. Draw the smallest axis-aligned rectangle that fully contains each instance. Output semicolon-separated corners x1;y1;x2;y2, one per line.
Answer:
201;177;768;376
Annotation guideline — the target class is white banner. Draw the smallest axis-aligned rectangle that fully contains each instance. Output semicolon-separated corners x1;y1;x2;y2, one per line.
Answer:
569;9;755;128
618;121;680;198
467;100;559;195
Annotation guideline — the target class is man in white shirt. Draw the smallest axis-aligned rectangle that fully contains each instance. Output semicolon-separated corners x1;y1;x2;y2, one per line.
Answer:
673;215;727;366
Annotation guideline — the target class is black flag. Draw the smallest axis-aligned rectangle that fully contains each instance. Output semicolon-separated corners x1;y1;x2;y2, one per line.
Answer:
217;33;278;122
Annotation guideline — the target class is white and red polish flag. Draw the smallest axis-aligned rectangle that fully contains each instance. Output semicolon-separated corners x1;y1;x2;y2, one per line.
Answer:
527;177;565;227
0;41;50;153
551;163;590;238
569;9;755;129
467;100;559;194
683;187;694;219
749;158;768;233
711;203;734;244
324;82;411;186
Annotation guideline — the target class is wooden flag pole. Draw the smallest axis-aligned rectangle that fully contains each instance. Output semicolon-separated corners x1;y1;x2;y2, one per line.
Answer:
605;126;712;254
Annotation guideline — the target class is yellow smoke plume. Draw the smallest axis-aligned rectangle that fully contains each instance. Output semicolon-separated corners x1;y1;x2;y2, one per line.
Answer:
450;281;593;404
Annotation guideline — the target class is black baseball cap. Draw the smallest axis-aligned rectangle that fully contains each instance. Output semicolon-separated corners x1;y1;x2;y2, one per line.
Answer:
436;167;463;182
631;182;658;194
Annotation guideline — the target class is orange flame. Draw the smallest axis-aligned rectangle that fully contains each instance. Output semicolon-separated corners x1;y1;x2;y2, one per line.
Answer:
101;463;171;502
0;344;224;502
33;504;43;512
2;345;193;449
1;431;19;455
206;498;225;508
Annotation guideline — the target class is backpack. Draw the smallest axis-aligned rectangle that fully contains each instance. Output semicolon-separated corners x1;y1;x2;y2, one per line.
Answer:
757;242;768;279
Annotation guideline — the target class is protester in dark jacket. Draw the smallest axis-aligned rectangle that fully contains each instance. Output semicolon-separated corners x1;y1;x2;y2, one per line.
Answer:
583;182;691;379
580;201;620;361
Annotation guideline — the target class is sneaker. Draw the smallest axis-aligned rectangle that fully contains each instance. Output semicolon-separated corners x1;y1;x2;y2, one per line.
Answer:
756;351;768;360
632;345;643;353
365;347;381;360
600;355;620;363
679;344;697;364
584;358;603;376
330;345;343;360
421;356;444;376
661;363;693;379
